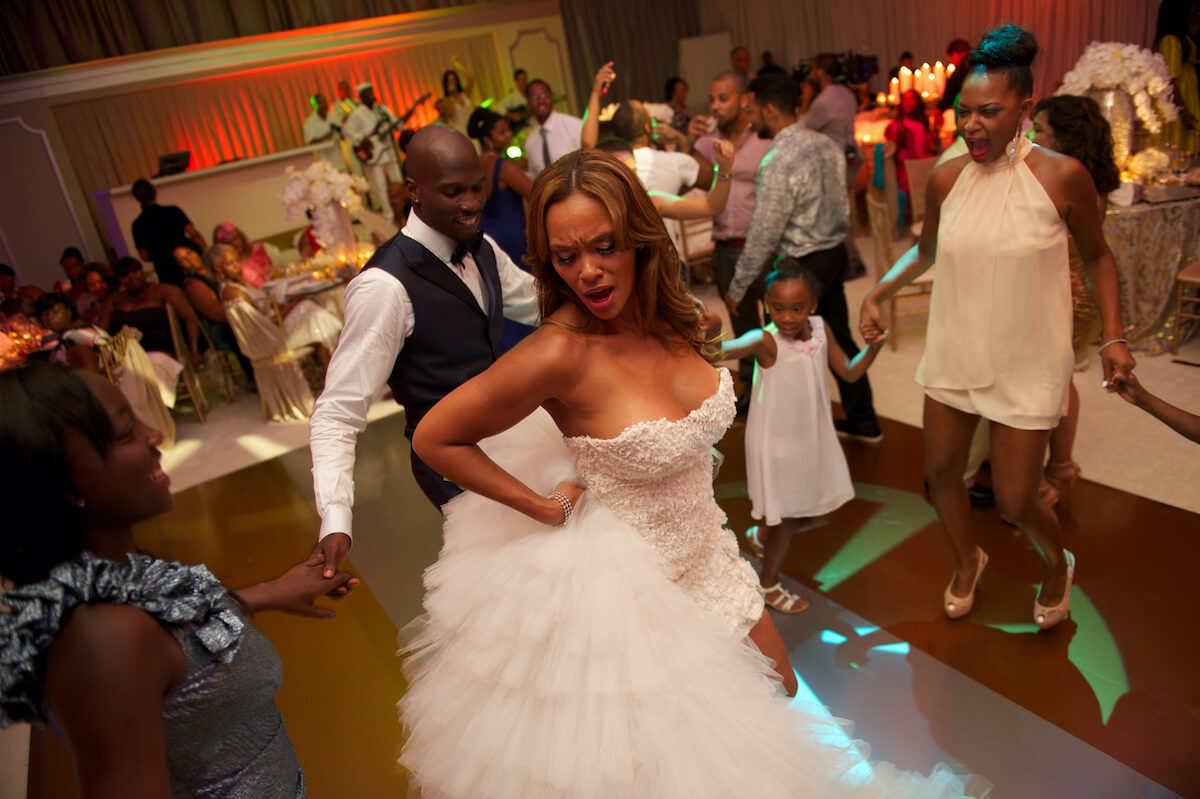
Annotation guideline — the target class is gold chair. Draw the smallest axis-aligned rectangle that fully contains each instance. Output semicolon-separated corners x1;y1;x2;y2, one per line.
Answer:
1171;261;1200;354
164;303;209;422
97;328;128;383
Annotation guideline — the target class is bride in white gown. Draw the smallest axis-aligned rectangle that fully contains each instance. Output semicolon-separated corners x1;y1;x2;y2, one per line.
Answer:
401;150;976;798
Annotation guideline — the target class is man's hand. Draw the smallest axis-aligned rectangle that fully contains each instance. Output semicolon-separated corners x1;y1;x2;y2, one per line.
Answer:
308;532;351;578
723;293;740;318
239;556;358;618
688;115;712;142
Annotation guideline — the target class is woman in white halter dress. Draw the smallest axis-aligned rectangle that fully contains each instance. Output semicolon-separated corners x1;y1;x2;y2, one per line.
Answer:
401;150;974;798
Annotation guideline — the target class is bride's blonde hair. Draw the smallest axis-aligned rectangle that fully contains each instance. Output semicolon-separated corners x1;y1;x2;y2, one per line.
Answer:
525;150;715;360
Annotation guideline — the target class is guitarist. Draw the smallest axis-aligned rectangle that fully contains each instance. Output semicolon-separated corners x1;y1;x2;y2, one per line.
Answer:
344;82;406;221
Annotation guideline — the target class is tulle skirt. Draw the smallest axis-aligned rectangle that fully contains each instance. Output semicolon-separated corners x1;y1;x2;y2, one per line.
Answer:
398;410;978;798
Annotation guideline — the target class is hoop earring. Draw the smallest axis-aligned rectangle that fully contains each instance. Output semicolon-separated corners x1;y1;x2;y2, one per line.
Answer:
1008;125;1022;166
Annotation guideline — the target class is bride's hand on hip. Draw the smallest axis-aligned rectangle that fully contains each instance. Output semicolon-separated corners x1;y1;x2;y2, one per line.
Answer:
543;481;585;526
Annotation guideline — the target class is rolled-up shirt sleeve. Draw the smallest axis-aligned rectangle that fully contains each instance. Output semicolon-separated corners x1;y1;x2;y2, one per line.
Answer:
728;150;791;303
309;270;412;542
488;234;540;326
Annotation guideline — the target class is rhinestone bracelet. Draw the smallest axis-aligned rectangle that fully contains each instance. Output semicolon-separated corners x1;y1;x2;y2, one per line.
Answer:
549;491;573;526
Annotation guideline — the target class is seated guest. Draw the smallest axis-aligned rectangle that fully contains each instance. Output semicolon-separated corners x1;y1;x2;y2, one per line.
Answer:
889;51;914;81
211;243;341;368
81;264;119;327
757;51;787;76
102;257;203;368
0;264;20;316
56;247;97;319
34;289;182;440
172;240;255;378
885;89;939;196
35;292;109;372
212;221;278;288
0;363;356;795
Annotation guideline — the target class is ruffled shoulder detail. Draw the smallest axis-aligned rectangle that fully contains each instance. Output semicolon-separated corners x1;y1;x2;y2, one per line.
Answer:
0;552;243;726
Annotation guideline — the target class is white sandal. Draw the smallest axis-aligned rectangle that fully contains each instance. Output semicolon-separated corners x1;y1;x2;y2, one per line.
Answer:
762;582;809;614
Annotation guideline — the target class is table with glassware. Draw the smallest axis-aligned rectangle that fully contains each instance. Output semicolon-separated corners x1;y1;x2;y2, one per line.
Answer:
1104;184;1200;354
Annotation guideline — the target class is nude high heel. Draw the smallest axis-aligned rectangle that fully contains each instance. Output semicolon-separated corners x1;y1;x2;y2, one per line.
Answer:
1034;549;1076;630
944;547;988;619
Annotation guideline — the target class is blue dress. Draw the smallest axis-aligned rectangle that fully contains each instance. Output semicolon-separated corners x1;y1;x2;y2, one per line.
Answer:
479;156;535;350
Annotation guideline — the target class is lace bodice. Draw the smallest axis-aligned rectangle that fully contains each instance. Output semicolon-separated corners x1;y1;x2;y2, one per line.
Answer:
563;368;764;634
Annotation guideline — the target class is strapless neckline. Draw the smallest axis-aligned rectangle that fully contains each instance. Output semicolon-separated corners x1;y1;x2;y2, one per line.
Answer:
563;368;732;444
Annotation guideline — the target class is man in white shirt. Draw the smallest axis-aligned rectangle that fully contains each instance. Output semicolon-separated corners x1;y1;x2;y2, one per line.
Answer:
342;82;404;221
303;93;346;171
494;68;529;116
524;79;582;178
308;127;539;576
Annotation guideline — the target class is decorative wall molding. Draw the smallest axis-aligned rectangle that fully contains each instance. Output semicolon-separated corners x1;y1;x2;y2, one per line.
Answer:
0;116;92;262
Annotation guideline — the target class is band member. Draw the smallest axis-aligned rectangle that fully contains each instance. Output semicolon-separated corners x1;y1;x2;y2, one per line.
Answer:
304;93;346;171
343;82;404;221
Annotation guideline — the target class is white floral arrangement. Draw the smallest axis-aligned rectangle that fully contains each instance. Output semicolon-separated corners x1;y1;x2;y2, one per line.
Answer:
280;160;368;219
1057;42;1178;134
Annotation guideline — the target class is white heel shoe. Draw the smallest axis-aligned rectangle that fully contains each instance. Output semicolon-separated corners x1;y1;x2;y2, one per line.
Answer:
1034;549;1075;630
944;547;988;620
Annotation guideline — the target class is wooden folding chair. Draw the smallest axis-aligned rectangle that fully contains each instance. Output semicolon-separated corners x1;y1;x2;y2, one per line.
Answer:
1171;261;1200;354
165;304;208;422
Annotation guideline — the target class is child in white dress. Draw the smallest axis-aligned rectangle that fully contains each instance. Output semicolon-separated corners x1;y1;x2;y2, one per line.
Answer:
722;259;884;613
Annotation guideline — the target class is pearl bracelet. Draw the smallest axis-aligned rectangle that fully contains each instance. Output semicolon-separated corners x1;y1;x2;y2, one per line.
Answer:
1098;338;1128;353
549;491;573;526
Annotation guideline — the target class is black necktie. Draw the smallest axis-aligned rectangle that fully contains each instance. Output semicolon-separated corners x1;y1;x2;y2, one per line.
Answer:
451;233;484;266
541;127;551;170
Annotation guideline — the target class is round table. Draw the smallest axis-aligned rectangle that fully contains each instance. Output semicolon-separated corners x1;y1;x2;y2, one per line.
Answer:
1104;194;1200;354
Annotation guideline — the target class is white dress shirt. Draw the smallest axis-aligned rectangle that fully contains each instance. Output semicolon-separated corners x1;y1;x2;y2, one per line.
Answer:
309;212;540;542
342;102;400;165
525;110;583;177
303;112;345;171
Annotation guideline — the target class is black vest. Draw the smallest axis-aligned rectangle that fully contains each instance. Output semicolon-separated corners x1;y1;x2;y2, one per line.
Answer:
366;233;504;436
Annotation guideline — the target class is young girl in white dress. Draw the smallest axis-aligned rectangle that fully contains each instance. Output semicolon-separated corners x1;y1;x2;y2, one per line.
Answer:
723;259;884;614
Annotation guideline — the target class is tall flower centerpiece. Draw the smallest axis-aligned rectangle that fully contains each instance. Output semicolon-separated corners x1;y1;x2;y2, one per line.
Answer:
1057;42;1179;166
280;161;369;264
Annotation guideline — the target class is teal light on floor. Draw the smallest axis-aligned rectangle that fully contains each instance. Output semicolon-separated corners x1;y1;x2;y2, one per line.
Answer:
987;587;1129;724
812;483;937;591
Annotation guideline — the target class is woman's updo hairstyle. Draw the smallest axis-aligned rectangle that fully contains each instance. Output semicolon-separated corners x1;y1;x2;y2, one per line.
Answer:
967;24;1038;98
467;107;503;145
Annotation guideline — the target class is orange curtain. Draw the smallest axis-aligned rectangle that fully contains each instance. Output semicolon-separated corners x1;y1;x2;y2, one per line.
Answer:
51;33;502;242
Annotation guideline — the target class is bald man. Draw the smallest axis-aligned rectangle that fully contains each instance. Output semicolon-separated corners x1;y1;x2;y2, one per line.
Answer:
308;127;540;572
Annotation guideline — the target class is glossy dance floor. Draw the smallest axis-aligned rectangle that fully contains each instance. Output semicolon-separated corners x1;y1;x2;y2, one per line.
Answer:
26;410;1199;798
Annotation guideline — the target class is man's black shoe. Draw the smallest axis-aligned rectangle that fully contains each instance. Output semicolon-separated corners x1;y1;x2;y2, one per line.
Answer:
967;483;995;507
833;418;883;444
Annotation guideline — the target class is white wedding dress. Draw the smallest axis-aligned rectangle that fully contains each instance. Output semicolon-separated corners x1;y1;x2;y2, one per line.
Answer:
399;368;974;798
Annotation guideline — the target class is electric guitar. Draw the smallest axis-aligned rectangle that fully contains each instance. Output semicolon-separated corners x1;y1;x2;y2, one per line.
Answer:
354;93;432;163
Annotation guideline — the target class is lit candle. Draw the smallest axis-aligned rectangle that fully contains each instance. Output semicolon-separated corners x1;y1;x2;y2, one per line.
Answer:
934;60;946;95
889;77;899;105
899;66;912;94
876;92;888;106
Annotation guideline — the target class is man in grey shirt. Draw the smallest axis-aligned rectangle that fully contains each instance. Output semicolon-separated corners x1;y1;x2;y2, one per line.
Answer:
805;52;866;278
725;73;881;443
